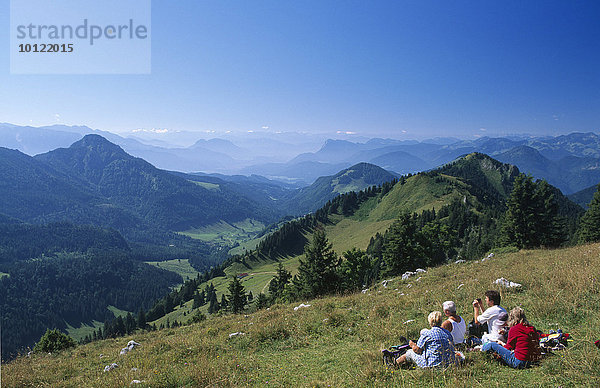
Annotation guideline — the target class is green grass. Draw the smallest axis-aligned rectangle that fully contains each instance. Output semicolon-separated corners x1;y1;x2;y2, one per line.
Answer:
368;174;471;222
66;320;105;342
178;219;265;247
6;243;600;387
191;181;220;191
66;306;132;341
106;305;130;319
146;259;201;282
228;234;265;256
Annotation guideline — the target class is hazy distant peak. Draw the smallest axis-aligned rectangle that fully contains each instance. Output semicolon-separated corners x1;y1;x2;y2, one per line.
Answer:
554;132;600;142
321;139;357;148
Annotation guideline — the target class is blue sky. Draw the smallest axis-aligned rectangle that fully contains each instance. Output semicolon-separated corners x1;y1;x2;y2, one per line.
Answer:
1;0;599;140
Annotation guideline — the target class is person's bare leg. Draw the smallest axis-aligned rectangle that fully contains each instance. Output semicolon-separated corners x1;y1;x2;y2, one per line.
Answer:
395;354;407;365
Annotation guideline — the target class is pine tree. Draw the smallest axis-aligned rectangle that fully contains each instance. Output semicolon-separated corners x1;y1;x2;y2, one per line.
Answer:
115;316;126;336
579;184;600;243
192;291;203;309
125;312;136;334
383;214;425;275
500;174;565;248
296;228;340;298
227;276;247;314
533;180;566;247
256;292;270;310
268;263;292;300
338;248;372;291
219;294;228;312
500;174;536;248
137;308;147;330
208;291;219;314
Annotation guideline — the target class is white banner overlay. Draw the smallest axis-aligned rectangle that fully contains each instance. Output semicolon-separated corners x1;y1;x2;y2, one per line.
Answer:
10;0;151;74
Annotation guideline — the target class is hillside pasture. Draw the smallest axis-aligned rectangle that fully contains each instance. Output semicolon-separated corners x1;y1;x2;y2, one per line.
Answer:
145;259;201;282
5;243;600;387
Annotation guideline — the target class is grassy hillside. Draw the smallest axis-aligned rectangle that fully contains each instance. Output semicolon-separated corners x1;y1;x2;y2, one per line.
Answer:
146;259;201;283
4;243;600;387
161;159;519;320
285;162;397;215
178;219;265;248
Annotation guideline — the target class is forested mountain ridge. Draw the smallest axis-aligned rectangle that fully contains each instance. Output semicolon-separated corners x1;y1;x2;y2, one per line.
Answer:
0;221;129;268
284;162;398;215
0;147;99;222
35;135;280;231
568;183;599;209
0;135;282;244
1;250;181;360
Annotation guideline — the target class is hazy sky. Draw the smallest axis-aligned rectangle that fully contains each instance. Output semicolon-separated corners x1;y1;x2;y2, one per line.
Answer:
1;1;599;140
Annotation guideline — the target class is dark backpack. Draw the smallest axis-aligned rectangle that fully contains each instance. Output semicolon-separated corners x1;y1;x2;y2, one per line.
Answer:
468;319;487;338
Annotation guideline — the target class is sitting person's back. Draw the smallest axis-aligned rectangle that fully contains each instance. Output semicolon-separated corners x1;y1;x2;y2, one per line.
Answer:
418;326;456;367
396;311;457;368
505;320;540;362
481;307;541;368
441;300;466;345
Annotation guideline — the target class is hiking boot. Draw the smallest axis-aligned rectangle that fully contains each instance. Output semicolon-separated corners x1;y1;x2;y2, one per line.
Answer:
381;349;396;366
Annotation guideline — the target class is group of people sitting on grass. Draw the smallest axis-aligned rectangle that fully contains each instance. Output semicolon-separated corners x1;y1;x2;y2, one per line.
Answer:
393;290;540;369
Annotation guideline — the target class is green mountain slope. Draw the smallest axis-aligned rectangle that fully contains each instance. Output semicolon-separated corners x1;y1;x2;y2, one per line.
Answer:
167;153;581;317
0;147;102;223
285;162;397;215
35;135;279;232
6;242;600;387
568;183;599;209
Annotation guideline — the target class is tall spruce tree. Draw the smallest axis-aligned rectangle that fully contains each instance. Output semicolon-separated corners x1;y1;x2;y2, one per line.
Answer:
533;180;566;247
296;228;340;298
207;290;219;314
268;263;292;300
219;294;228;312
227;276;247;314
500;174;537;248
383;214;425;275
579;184;600;243
137;308;147;330
338;248;372;291
500;174;565;248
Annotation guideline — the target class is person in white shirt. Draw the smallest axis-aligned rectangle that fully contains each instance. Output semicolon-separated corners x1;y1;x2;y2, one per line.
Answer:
472;290;507;343
441;300;466;345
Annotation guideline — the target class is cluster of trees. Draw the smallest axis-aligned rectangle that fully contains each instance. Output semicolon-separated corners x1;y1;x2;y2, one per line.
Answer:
499;175;566;248
0;222;129;270
0;251;180;360
578;183;600;243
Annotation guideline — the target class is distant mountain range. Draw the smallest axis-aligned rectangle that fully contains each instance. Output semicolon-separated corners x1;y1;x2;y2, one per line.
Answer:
0;134;398;244
2;123;600;193
0;135;280;243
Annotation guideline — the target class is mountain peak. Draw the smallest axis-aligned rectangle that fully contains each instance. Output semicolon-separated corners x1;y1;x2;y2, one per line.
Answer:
72;134;126;152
